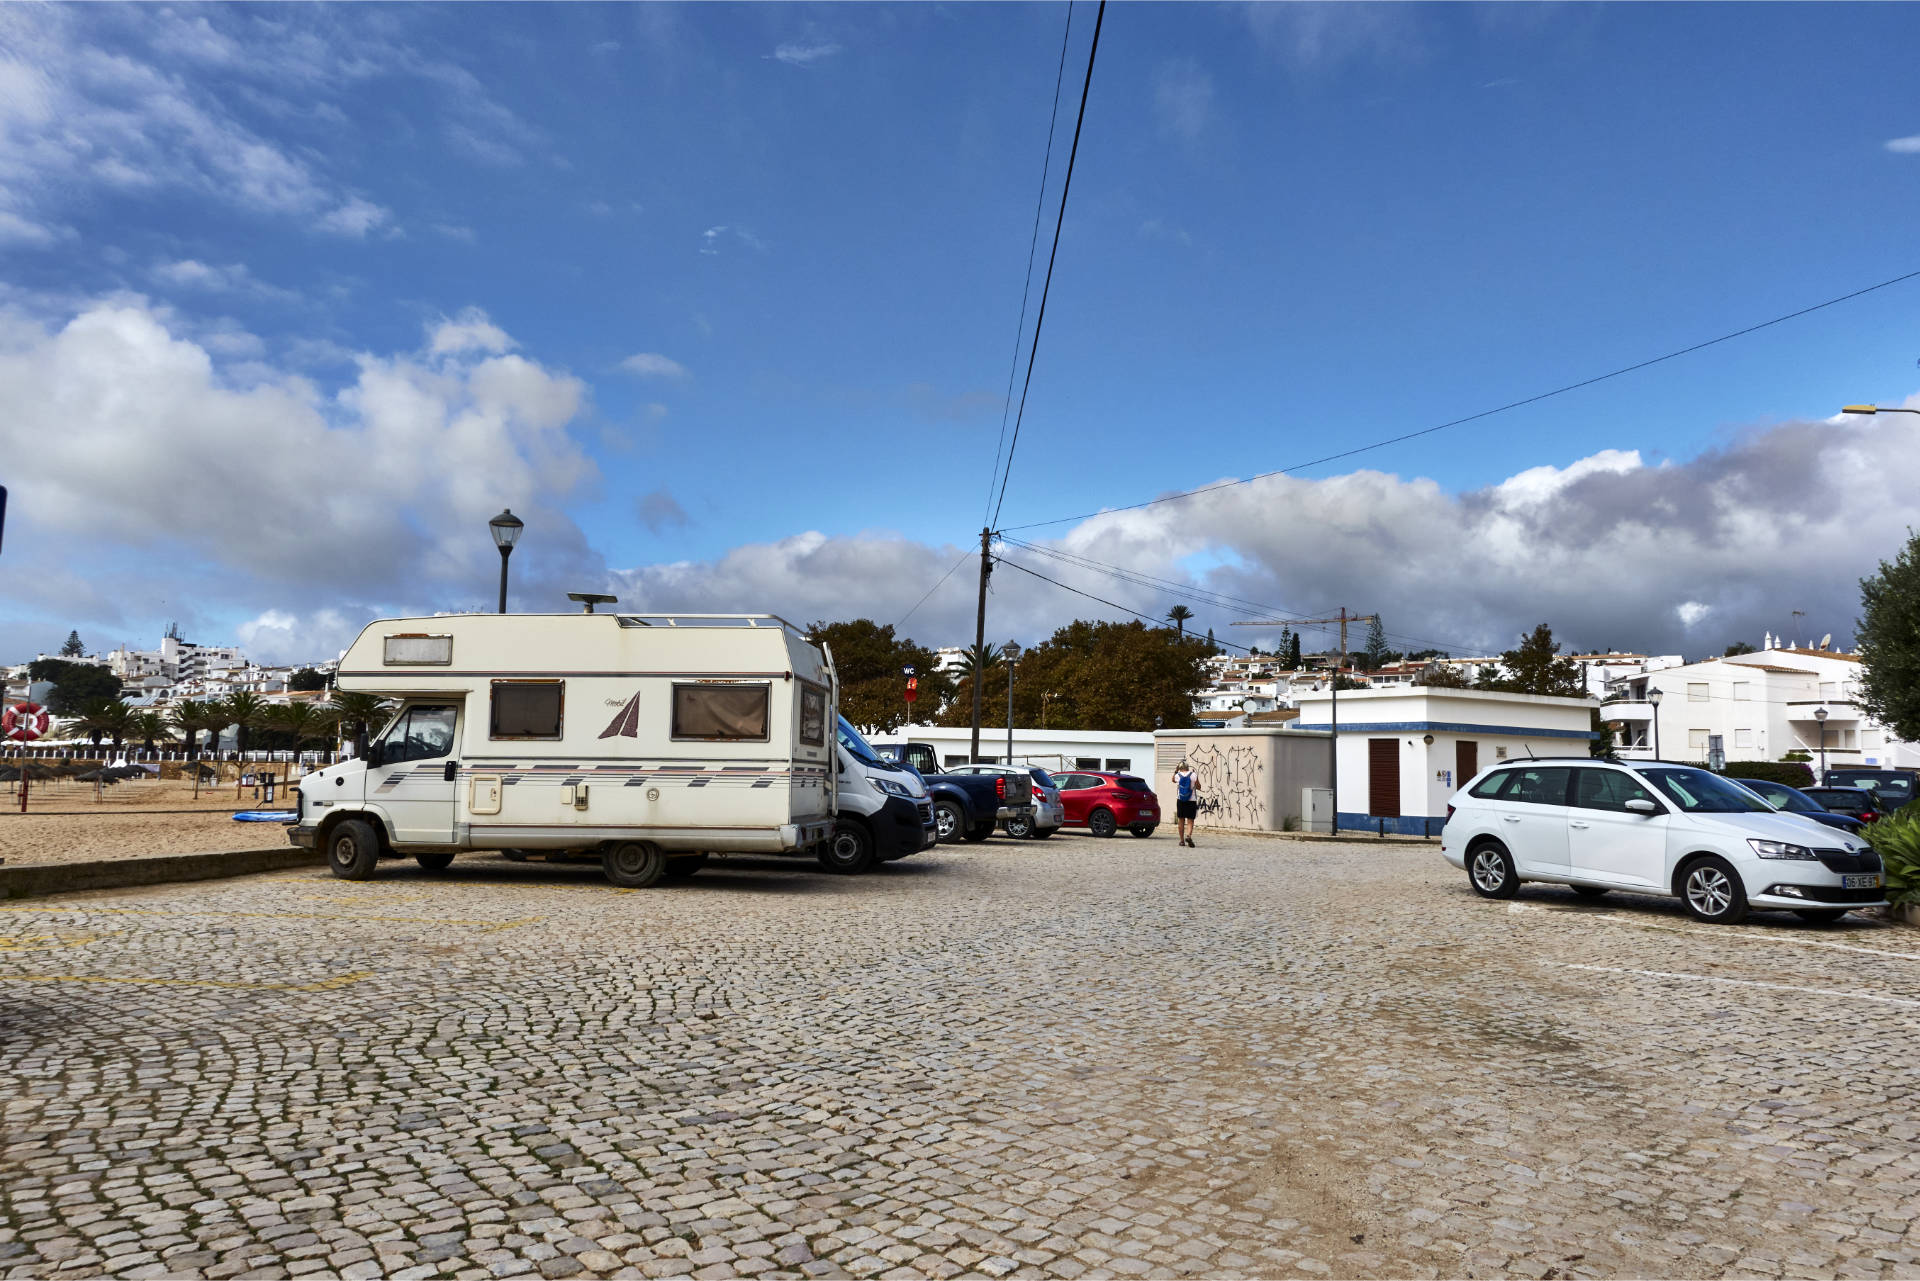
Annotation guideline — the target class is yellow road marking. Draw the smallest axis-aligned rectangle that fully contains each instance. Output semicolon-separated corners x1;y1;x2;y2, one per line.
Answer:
0;906;540;932
0;970;373;992
0;931;115;952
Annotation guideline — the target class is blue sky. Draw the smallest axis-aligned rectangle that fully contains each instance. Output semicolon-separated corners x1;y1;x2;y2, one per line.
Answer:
3;3;1920;663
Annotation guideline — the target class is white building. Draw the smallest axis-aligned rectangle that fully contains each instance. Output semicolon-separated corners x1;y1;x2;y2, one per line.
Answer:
1602;646;1918;770
1292;686;1599;834
869;725;1157;776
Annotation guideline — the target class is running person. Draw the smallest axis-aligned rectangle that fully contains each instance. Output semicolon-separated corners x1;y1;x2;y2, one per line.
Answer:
1173;761;1200;846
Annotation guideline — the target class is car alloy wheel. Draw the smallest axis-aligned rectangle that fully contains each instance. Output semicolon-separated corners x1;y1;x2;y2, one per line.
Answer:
1685;864;1735;918
1470;849;1507;893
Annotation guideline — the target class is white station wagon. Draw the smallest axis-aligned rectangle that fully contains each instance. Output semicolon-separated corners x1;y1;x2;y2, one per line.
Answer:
1441;758;1888;924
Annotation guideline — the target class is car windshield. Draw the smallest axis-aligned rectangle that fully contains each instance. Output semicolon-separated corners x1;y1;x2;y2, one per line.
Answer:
836;716;898;771
1642;767;1774;813
1830;773;1915;807
1741;781;1820;813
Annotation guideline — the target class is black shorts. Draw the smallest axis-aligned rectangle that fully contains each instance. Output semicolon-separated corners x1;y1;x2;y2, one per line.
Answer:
1176;799;1198;819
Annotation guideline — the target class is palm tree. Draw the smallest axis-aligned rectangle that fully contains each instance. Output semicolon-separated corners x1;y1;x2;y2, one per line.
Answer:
168;700;210;758
130;711;172;757
73;701;117;752
89;700;135;759
268;702;337;767
1166;605;1195;639
328;691;390;759
956;642;1004;680
220;691;268;758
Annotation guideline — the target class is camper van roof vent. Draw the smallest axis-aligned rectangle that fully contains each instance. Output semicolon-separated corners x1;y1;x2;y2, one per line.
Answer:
613;612;805;635
568;592;619;614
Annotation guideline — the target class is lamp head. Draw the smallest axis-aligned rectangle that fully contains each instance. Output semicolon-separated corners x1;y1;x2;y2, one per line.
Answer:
489;508;525;550
1647;687;1664;706
1814;706;1829;722
1840;404;1878;416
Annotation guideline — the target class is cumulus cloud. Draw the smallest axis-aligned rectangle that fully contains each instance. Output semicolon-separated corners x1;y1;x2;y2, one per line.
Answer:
600;412;1920;658
636;489;691;534
237;608;362;666
1153;59;1215;141
620;352;689;379
0;298;604;627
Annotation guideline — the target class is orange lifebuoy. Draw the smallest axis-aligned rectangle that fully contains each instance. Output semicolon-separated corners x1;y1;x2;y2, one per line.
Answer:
3;702;50;742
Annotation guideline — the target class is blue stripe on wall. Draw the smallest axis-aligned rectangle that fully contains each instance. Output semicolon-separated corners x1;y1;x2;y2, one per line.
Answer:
1335;812;1447;836
1290;720;1597;740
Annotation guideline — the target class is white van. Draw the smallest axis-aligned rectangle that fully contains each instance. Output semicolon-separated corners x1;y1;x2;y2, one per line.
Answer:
292;612;855;887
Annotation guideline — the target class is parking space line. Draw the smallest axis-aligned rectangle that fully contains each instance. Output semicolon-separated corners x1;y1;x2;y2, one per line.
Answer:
1552;962;1920;1008
1508;902;1920;963
0;906;540;932
0;970;373;993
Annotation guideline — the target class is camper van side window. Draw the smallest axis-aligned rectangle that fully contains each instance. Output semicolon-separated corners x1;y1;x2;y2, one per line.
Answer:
672;684;770;741
798;684;827;747
491;681;564;739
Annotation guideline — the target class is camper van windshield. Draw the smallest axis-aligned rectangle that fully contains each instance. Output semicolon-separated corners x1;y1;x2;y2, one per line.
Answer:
836;716;895;769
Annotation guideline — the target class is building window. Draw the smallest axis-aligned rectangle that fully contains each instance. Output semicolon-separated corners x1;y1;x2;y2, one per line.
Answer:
1688;728;1709;751
490;681;563;739
1105;758;1131;772
1687;682;1709;703
671;684;770;741
1075;757;1101;769
1731;682;1749;701
944;754;970;767
1734;729;1753;749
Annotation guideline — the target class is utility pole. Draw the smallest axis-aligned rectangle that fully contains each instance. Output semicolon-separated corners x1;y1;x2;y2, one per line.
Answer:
970;527;992;763
1235;608;1375;834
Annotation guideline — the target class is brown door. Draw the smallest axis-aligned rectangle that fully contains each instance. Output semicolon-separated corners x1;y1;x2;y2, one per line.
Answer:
1456;740;1478;787
1368;739;1401;817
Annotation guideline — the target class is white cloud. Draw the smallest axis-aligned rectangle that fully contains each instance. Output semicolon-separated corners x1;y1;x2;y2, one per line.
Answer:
237;608;360;666
1154;59;1215;141
315;197;392;238
432;223;477;243
1242;2;1421;71
700;226;727;256
620;352;689;379
150;259;298;301
0;298;601;617
1886;136;1920;155
771;41;842;67
1675;601;1712;629
0;210;63;247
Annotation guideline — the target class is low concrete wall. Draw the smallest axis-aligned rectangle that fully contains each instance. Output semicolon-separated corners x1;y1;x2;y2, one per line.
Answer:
0;847;323;900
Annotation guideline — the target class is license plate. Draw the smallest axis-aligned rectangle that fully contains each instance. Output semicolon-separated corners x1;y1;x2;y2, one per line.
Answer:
1843;874;1882;889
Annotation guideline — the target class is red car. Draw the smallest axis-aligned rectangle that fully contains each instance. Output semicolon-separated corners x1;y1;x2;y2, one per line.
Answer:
1052;770;1160;838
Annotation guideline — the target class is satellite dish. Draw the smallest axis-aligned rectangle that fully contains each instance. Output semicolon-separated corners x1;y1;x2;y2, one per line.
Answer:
1820;633;1832;651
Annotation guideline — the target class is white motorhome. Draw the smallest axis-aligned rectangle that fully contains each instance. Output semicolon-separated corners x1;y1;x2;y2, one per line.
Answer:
291;612;928;887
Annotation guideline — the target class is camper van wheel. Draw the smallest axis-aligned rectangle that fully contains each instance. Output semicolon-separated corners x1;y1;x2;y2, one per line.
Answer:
603;841;667;889
663;854;708;879
819;820;877;875
414;851;455;871
327;818;380;881
932;801;964;844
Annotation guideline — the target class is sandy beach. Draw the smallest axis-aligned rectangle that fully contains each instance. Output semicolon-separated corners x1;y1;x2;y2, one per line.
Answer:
0;778;294;866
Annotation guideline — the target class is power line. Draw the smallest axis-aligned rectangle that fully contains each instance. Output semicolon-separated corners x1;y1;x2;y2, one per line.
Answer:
995;554;1259;654
1003;265;1920;532
983;2;1075;529
895;551;972;629
989;0;1106;530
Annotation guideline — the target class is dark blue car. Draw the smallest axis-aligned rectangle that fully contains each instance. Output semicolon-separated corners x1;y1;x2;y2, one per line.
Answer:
1734;778;1866;836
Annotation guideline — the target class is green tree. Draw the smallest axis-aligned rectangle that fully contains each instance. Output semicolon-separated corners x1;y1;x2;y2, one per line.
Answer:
28;659;124;715
60;631;83;657
1286;631;1303;668
803;620;952;735
1362;617;1392;671
130;711;172;756
74;700;134;757
1416;665;1472;689
268;702;337;763
168;700;213;758
328;691;392;758
1165;605;1194;639
938;619;1209;732
219;691;268;756
289;667;327;692
1478;624;1589;698
1724;640;1758;657
1205;627;1216;652
1857;529;1920;743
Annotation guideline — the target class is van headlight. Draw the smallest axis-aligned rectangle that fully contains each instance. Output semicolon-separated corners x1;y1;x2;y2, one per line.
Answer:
875;778;915;799
1749;838;1815;860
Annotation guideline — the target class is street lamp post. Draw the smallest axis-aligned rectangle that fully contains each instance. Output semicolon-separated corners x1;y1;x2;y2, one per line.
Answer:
488;509;524;614
1814;705;1829;781
1647;686;1664;760
1006;656;1015;765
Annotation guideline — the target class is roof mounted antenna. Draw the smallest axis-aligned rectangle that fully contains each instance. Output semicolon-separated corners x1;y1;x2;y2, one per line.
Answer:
1524;743;1536;759
567;592;619;614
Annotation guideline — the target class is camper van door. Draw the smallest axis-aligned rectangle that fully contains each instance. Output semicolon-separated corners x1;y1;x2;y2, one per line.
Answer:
370;702;460;844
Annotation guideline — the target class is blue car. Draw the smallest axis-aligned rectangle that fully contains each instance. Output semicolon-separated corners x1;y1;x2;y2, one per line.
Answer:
1734;778;1866;836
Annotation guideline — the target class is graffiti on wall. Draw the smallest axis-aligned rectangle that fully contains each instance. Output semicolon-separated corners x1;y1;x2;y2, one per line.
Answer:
1186;742;1267;829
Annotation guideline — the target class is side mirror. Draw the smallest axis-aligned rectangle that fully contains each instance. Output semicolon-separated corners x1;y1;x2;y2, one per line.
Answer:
1625;797;1658;815
365;742;385;768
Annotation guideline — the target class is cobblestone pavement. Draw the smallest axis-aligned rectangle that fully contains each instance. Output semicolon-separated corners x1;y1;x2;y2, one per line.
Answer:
2;833;1919;1280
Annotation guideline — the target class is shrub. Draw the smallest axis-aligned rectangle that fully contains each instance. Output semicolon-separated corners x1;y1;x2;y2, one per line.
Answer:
1864;803;1920;907
1722;760;1814;789
1782;750;1812;762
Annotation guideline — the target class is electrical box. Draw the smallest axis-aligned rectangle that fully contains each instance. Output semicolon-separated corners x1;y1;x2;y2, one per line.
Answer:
1302;787;1333;834
561;783;589;810
469;775;502;816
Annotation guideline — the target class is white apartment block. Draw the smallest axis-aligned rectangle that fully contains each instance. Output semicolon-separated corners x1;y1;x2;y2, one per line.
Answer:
1603;646;1918;770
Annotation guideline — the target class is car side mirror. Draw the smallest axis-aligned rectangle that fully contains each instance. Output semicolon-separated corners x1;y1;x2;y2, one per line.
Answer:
1625;798;1658;815
365;742;385;768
